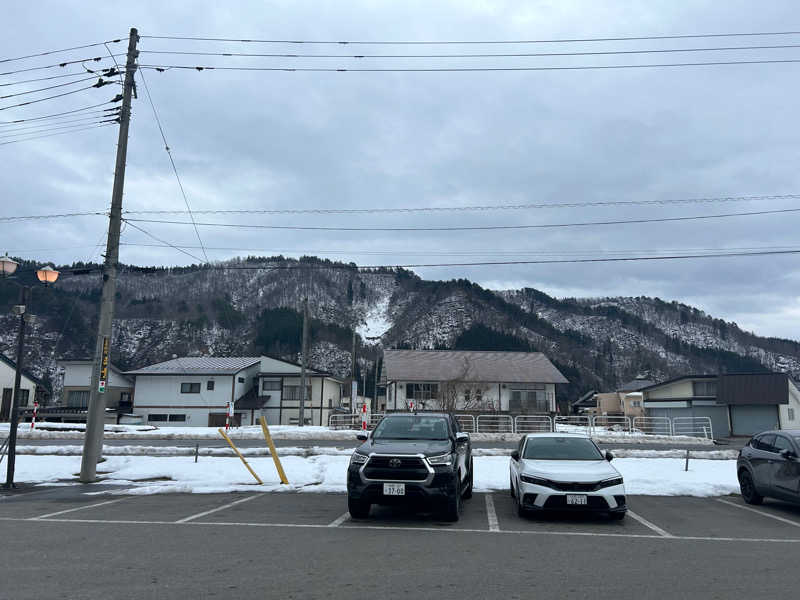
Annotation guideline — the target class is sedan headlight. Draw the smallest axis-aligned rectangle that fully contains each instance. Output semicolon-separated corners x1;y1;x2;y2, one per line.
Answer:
350;452;368;465
520;474;550;487
597;476;624;489
427;453;454;466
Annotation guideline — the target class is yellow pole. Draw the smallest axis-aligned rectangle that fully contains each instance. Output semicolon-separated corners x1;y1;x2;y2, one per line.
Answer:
259;416;289;484
218;428;263;485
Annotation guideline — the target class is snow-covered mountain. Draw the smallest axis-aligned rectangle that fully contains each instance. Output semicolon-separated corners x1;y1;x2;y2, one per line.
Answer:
2;255;799;407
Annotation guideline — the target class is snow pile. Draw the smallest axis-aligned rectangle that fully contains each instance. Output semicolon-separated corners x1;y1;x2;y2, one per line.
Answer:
12;454;740;497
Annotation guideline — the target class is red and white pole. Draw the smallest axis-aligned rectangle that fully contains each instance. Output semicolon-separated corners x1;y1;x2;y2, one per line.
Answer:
30;400;39;430
226;401;234;431
361;402;368;430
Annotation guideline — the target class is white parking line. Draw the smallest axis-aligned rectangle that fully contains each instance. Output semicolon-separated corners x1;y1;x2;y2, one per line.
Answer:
175;495;259;523
717;499;800;528
627;510;673;537
485;494;500;531
29;498;128;520
4;515;800;543
328;512;350;527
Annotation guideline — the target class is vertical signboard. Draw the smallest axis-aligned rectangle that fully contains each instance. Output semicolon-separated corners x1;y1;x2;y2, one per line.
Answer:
98;336;109;393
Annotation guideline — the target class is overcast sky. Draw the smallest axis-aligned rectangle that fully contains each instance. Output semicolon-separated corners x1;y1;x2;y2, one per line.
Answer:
3;1;800;339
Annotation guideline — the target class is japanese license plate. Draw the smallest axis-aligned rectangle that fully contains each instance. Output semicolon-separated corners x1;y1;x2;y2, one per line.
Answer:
566;494;588;505
383;483;405;496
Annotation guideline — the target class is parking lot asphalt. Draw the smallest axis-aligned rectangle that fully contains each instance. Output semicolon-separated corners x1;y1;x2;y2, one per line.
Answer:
1;485;798;600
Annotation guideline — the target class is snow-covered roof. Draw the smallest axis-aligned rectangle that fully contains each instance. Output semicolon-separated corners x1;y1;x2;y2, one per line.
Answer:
126;356;261;376
382;350;568;384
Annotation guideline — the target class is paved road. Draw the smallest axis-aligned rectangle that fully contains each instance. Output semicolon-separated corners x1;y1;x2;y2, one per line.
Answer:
15;437;738;452
1;486;798;599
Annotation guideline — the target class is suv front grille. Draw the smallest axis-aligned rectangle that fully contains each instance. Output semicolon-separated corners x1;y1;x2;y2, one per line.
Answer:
363;456;429;481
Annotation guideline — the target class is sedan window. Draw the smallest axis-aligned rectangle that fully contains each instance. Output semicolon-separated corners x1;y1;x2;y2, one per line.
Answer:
773;436;793;454
754;434;776;452
523;437;604;460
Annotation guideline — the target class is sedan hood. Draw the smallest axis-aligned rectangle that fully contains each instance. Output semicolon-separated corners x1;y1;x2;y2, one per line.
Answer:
521;459;620;482
357;438;452;457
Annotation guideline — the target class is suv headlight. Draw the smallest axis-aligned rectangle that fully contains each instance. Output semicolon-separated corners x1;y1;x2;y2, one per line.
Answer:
520;474;550;487
427;453;454;466
350;452;368;465
597;476;623;489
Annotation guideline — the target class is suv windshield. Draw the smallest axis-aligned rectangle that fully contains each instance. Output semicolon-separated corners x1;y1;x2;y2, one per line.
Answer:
372;415;450;440
523;437;604;460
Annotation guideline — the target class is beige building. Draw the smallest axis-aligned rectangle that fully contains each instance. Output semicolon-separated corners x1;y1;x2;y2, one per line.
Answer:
57;359;134;412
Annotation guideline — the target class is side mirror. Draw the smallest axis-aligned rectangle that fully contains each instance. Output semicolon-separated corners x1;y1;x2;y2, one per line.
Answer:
455;432;469;444
511;450;520;461
780;448;797;460
605;451;614;462
356;432;368;441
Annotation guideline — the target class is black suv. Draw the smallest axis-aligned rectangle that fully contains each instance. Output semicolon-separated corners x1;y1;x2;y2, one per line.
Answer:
346;413;473;521
737;429;800;505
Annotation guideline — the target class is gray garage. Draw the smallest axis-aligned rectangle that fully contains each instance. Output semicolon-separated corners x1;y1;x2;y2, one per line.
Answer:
729;404;780;436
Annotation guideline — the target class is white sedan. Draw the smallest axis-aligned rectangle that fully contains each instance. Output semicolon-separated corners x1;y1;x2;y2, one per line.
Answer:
509;433;627;520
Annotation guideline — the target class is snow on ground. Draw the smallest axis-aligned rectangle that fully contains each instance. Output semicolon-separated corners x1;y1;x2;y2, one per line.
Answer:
11;453;740;497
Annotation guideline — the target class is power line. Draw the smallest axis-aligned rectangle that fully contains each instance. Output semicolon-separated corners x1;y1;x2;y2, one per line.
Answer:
0;71;96;87
0;75;102;100
0;211;106;222
0;110;119;129
122;206;800;232
0;81;115;111
0;122;114;146
0;55;124;77
0;118;115;140
0;39;124;64
139;30;800;45
121;219;206;263
121;194;800;216
137;42;800;59
138;57;800;73
137;69;209;263
0;102;119;124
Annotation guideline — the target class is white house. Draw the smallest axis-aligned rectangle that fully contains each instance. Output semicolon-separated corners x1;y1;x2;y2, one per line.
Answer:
57;359;134;411
126;355;344;427
1;354;46;421
381;350;568;414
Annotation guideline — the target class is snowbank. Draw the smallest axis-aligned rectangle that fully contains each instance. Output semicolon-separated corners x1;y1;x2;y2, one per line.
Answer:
11;454;740;497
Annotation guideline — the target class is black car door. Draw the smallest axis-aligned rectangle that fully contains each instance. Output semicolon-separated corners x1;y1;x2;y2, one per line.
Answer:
771;435;800;500
749;434;777;492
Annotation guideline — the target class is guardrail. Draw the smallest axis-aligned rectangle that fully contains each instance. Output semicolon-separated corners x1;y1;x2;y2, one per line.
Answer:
554;415;593;434
455;414;476;433
671;416;714;439
514;415;553;433
632;416;672;436
327;414;360;430
476;414;514;433
369;413;384;428
591;415;632;433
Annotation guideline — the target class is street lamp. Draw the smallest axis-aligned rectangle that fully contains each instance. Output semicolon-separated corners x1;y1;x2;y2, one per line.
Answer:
1;254;59;489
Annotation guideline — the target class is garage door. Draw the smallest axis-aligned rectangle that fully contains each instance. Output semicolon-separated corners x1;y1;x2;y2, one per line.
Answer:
730;405;780;436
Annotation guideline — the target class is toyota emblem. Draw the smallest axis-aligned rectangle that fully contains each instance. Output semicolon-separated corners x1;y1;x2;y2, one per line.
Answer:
388;458;402;468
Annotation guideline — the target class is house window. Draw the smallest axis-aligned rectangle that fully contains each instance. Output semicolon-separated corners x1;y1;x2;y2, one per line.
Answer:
148;414;168;422
207;381;215;391
789;408;796;421
238;377;245;383
180;383;201;394
261;379;281;393
406;383;439;402
693;381;717;397
283;385;312;401
16;389;29;407
67;390;89;408
510;389;548;413
168;414;186;422
631;400;642;407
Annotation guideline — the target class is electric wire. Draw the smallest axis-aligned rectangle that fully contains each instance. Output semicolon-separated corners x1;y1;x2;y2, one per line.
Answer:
137;42;800;59
0;71;97;87
0;102;119;124
0;55;124;77
0;118;115;139
0;211;106;223
138;31;800;45
121;219;206;263
0;110;120;129
0;75;103;100
121;206;800;232
0;39;124;64
138;68;209;263
0;82;115;111
0;122;114;146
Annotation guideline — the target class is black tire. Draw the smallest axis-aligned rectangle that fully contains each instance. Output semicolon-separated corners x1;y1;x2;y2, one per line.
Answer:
510;474;516;499
347;496;371;519
739;470;764;505
516;492;527;518
462;460;473;500
609;511;626;521
442;484;462;522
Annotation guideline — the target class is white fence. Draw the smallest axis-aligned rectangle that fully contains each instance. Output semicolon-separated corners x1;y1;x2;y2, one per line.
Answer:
476;414;514;433
671;417;714;439
455;415;476;433
554;415;593;434
369;413;385;428
328;414;360;430
632;416;672;436
514;415;553;433
591;415;632;433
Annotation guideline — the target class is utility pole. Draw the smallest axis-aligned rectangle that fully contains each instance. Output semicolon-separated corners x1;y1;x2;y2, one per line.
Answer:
80;28;139;483
4;287;29;488
350;328;357;411
299;297;309;427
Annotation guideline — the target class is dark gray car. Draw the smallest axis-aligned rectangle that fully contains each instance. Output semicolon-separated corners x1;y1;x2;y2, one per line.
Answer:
737;430;800;505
